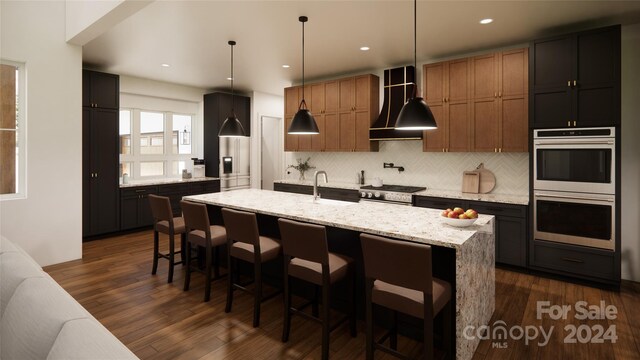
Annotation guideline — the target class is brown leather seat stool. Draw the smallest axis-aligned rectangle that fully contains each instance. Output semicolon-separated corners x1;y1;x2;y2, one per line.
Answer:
278;218;356;360
221;208;282;327
360;233;452;360
148;194;187;283
181;200;227;302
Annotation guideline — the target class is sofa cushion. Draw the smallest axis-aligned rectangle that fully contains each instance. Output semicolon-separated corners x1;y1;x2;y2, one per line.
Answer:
0;236;41;268
46;318;137;359
0;252;46;318
1;277;91;360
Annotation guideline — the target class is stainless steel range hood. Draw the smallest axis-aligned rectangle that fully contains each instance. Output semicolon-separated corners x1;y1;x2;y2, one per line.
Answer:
369;66;423;141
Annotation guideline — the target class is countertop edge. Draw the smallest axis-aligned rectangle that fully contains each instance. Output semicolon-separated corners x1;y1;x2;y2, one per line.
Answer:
120;177;220;188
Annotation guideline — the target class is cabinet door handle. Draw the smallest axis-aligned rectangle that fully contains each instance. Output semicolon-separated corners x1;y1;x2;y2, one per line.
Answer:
494;92;497;98
95;173;98;178
494;148;497;152
573;80;577;87
573;120;576;127
499;148;502;153
567;80;571;87
498;92;502;98
442;97;445;103
562;257;584;264
567;121;571;127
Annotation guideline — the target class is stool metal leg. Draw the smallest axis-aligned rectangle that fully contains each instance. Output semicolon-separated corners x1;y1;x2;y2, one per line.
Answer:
390;310;398;350
183;241;192;291
282;256;291;342
168;233;175;283
365;278;374;360
204;243;212;302
152;230;159;275
321;276;330;360
225;254;234;313
253;261;262;327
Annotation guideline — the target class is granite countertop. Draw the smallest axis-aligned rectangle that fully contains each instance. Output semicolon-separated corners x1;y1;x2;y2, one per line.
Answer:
414;189;529;206
120;177;220;188
274;179;529;205
184;189;494;249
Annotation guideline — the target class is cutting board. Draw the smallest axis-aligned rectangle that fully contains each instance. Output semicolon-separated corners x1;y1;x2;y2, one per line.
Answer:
476;163;496;194
461;171;480;193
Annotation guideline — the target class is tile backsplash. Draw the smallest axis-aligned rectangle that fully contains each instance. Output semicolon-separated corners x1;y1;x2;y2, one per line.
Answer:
285;141;529;195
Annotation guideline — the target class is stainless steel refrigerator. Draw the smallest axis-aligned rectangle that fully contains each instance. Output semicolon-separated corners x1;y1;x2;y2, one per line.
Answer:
219;137;251;191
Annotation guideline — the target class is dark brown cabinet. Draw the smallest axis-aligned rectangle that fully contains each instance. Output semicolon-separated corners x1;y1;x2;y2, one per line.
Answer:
530;25;620;128
413;195;528;267
120;186;158;230
204;93;250;178
83;70;120;238
120;180;221;231
82;70;119;110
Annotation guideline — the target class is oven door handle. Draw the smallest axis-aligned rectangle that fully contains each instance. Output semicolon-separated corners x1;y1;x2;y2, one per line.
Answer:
534;140;614;146
534;192;615;203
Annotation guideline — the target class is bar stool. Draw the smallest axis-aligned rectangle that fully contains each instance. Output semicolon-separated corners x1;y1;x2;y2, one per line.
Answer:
221;208;281;327
360;233;452;360
148;194;186;283
278;218;356;360
180;200;227;302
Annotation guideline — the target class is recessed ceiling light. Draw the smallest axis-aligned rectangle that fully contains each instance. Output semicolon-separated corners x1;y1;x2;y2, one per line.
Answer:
480;18;493;25
360;46;370;51
227;77;233;80
282;64;290;68
161;63;170;67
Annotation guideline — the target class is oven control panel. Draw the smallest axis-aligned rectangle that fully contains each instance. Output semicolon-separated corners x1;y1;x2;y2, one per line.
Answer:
359;191;412;204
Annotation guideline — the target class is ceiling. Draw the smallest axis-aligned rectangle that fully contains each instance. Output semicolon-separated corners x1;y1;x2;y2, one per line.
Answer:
82;0;640;96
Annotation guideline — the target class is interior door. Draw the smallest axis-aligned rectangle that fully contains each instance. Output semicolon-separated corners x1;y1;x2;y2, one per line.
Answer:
93;108;119;234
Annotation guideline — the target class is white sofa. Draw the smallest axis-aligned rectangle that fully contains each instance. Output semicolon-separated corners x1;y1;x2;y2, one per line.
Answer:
0;237;138;359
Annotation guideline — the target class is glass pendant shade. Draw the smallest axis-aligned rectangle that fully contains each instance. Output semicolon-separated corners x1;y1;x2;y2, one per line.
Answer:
288;108;319;134
395;97;437;130
219;115;246;137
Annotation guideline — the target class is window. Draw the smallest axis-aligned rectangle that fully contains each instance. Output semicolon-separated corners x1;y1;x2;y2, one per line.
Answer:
119;109;194;180
1;60;26;199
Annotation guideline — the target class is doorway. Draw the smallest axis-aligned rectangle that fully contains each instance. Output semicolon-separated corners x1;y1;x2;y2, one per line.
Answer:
260;116;283;190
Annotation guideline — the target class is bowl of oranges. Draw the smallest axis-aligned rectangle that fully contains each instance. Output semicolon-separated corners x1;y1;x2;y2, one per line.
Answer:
440;207;479;228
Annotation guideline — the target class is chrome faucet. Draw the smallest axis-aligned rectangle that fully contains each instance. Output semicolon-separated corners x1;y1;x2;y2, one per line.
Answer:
313;170;328;201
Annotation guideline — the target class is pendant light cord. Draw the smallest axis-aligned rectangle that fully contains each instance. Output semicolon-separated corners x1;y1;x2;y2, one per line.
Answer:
230;41;235;114
413;0;418;99
301;19;305;109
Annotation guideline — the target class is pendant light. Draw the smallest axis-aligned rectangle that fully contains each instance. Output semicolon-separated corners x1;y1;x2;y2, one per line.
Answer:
395;0;438;131
219;40;247;137
288;16;319;135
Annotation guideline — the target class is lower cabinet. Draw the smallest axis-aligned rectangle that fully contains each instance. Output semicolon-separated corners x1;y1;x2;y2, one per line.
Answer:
529;239;616;283
273;183;360;202
120;186;158;230
120;180;221;231
413;195;529;267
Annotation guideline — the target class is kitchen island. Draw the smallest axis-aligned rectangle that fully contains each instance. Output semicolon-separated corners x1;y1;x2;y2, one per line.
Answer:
184;189;495;360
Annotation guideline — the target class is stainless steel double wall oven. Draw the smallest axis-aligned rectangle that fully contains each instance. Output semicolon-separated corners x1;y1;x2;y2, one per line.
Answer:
533;127;616;250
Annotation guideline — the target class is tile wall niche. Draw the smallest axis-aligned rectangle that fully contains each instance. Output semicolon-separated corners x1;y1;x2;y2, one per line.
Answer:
285;141;529;195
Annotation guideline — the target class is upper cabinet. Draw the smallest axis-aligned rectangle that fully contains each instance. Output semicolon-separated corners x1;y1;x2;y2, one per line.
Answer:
82;70;119;110
423;59;471;153
530;25;620;128
423;48;528;153
284;74;379;152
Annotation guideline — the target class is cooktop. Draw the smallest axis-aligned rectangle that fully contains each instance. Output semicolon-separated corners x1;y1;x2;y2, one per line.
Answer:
360;185;426;193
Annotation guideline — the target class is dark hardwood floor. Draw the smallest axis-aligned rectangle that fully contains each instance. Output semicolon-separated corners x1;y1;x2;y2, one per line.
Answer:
44;230;640;359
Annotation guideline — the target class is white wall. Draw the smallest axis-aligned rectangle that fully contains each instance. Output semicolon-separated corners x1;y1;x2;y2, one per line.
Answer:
0;1;83;266
250;91;285;189
620;23;640;282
